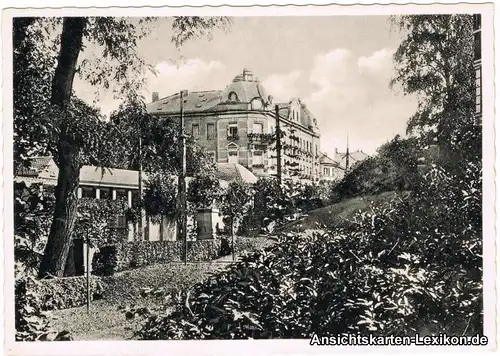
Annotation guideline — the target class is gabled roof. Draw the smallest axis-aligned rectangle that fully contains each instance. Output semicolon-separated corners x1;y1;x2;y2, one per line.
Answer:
275;99;319;133
319;152;341;167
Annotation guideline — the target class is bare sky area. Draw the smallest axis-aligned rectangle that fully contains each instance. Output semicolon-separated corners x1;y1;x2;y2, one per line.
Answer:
74;16;418;156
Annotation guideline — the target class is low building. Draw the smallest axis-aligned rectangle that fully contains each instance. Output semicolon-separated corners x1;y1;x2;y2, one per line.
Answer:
319;153;345;181
15;157;257;242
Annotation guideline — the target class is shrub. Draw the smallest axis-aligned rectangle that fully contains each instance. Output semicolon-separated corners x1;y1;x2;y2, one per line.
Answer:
34;276;105;311
92;245;119;276
14;182;55;277
132;162;482;339
332;135;422;201
15;276;72;341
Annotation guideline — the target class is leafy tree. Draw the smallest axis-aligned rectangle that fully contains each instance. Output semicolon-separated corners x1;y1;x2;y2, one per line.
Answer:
109;98;216;175
332;135;422;201
219;181;253;260
391;14;480;170
14;182;55;277
142;174;178;223
187;173;223;212
13;17;231;277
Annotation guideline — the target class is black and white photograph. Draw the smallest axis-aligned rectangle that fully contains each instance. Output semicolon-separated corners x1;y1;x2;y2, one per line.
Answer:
2;1;496;355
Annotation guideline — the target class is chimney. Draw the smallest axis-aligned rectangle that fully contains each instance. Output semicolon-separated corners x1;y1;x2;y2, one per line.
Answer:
152;92;159;102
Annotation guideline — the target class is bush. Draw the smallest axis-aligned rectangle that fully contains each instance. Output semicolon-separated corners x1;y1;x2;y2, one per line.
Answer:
132;162;482;339
92;245;119;276
332;136;421;201
15;276;73;341
34;276;105;311
111;240;222;272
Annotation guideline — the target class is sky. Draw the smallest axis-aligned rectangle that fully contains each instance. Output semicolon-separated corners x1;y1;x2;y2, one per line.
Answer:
74;16;418;156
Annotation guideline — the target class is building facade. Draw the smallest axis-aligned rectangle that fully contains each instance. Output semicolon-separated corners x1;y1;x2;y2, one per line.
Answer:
147;68;322;181
473;14;482;119
319;152;345;181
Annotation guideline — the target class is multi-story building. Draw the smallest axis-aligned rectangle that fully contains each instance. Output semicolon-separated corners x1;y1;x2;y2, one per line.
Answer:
473;14;482;119
147;68;322;181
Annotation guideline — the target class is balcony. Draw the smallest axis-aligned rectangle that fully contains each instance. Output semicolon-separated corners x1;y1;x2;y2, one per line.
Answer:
247;132;275;145
227;134;240;142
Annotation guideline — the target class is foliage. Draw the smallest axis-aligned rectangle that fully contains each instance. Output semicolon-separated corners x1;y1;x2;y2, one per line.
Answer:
143;174;178;221
219;181;253;235
391;14;479;174
15;276;73;341
241;178;326;234
34;276;105;311
92;245;119;276
103;240;222;273
14;182;55;277
332;136;422;201
109;98;216;174
131;159;481;339
74;198;129;248
187;173;223;211
14;16;230;277
171;17;232;48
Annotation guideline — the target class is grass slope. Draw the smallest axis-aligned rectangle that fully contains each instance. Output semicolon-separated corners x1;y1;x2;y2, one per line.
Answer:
281;191;409;233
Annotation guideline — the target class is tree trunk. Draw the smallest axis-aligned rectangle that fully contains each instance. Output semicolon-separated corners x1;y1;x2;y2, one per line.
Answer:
38;17;86;278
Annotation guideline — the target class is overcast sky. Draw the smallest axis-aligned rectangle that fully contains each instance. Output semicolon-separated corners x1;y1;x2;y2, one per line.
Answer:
74;16;418;156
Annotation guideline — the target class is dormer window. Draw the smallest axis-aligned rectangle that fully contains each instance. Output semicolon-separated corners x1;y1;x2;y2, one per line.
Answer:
228;91;239;102
251;98;263;110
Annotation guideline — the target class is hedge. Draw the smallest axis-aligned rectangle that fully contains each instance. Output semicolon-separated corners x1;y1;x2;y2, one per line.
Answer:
101;239;222;273
34;275;104;311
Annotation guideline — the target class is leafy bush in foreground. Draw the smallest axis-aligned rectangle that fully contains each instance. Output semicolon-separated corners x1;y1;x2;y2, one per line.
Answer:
133;163;482;339
15;276;73;341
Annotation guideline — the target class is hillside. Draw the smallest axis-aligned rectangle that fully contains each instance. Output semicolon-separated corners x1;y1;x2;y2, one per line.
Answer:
280;191;410;233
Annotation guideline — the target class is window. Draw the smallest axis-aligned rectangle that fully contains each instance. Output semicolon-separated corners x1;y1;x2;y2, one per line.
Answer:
131;191;140;208
110;215;127;229
252;122;263;134
115;189;128;202
81;186;96;198
475;67;482;115
253;151;263;165
207;123;215;139
100;188;111;200
192;124;200;138
228;91;239;102
228;124;238;138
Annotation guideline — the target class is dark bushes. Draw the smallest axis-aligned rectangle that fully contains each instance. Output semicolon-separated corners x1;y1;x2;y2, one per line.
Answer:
92;245;119;276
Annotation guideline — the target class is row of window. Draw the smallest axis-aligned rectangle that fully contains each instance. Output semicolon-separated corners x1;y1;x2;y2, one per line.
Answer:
80;186;140;207
475;66;482;115
191;122;265;140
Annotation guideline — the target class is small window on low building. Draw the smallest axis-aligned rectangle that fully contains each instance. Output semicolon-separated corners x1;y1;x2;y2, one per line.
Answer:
81;186;96;199
192;123;200;138
131;190;140;207
100;188;111;200
115;189;128;202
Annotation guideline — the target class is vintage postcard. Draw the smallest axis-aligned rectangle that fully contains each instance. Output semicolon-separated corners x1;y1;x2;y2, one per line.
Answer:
2;1;496;355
